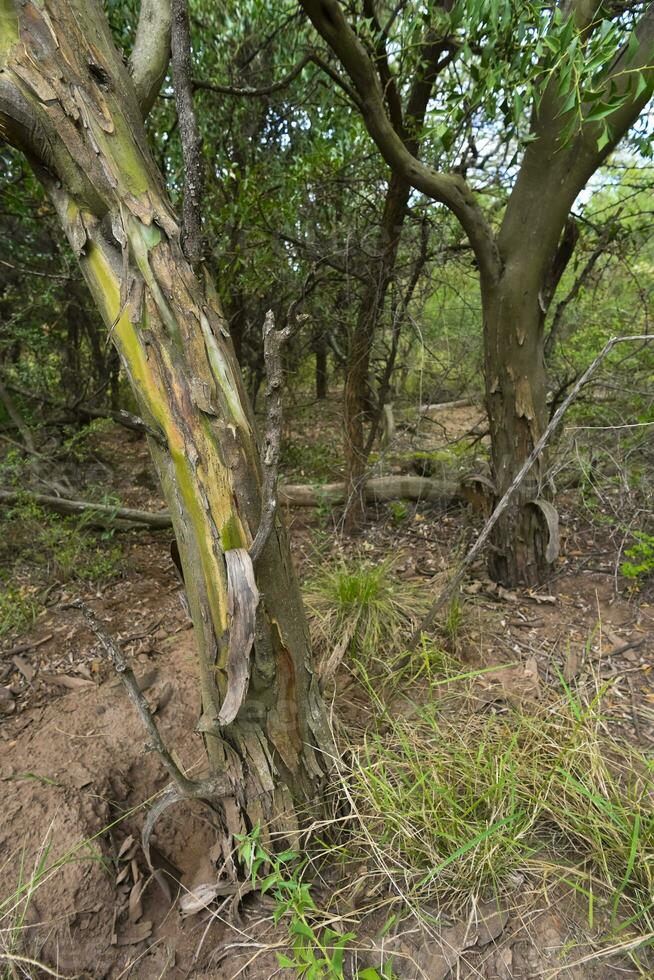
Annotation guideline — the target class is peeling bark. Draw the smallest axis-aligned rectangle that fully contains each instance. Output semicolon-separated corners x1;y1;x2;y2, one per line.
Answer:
0;0;330;836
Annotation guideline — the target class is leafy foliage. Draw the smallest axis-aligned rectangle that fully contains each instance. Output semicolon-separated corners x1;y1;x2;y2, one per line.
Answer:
236;826;392;978
621;531;654;583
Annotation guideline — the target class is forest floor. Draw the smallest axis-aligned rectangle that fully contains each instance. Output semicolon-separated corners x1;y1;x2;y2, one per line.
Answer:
1;395;654;979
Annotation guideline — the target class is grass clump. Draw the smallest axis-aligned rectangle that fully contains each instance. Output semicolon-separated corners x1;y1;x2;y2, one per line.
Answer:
338;655;654;937
304;557;429;669
0;495;124;635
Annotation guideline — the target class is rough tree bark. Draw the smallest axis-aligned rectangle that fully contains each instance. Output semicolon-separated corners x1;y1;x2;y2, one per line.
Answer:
299;0;654;585
0;0;330;838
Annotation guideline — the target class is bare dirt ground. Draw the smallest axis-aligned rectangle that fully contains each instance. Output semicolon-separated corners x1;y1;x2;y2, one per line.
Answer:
1;397;653;978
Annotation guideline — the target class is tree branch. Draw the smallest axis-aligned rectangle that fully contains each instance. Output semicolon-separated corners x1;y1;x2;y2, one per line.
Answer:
129;0;173;117
298;0;501;284
0;489;172;530
362;0;404;131
250;310;299;562
65;600;226;798
171;0;203;267
544;230;613;357
194;52;313;97
541;216;580;313
78;600;194;794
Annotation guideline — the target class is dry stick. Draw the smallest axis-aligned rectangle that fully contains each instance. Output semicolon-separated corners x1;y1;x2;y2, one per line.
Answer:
410;334;654;646
1;632;53;657
171;0;203;267
0;377;36;454
249;310;303;562
65;600;230;800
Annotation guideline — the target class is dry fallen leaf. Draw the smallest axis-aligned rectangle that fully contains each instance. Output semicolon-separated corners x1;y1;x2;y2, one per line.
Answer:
114;920;153;946
0;688;16;715
12;656;35;683
118;835;135;859
179;882;220;916
115;865;130;886
563;647;580;682
128;877;145;923
40;673;94;690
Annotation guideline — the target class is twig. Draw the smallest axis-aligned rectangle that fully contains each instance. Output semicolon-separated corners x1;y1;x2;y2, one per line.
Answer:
1;633;53;658
64;600;230;799
609;637;646;657
171;0;203;267
410;334;654;646
66;600;196;793
249;310;302;561
0;258;71;281
194;53;313;97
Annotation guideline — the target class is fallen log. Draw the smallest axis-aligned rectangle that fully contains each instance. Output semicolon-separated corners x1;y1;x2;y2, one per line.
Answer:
74;406;149;435
419;398;474;414
0;489;172;530
278;475;461;507
1;475;463;530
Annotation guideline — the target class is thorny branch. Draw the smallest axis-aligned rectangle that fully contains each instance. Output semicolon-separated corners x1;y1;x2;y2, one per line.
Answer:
410;334;654;646
171;0;203;267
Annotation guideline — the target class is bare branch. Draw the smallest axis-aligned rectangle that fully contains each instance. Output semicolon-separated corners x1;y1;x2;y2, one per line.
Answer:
129;0;172;117
194;53;313;97
362;0;404;131
249;310;300;562
66;600;215;797
171;0;203;266
544;229;614;357
0;489;172;530
540;216;580;313
410;334;654;645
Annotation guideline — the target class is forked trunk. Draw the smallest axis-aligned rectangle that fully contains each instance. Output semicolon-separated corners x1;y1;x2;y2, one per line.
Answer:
0;0;330;839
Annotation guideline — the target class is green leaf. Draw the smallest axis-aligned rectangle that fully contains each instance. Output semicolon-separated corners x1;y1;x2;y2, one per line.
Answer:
635;72;648;100
560;89;577;114
585;103;618;123
626;30;639;63
277;953;297;968
290;918;316;940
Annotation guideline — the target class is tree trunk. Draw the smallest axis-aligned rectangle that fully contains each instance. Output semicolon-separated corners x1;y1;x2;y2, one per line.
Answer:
483;263;552;587
343;173;410;530
314;330;328;400
0;0;330;838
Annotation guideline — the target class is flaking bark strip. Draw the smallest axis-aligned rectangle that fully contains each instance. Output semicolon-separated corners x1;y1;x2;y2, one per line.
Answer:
218;548;259;726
